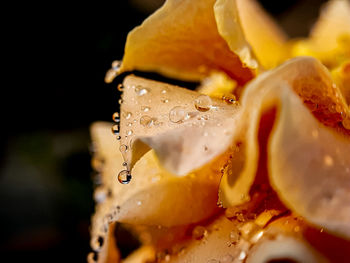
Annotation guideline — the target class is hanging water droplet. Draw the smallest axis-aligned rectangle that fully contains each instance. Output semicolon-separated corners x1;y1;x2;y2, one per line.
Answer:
140;115;155;127
135;85;149;96
94;187;107;203
126;130;133;135
169;106;188;123
111;125;119;135
91;236;104;251
117;83;123;92
141;106;151;112
118;170;132;184
192;225;207;240
87;252;98;263
112;60;121;70
194;95;212;112
119;144;128;153
112;112;120;122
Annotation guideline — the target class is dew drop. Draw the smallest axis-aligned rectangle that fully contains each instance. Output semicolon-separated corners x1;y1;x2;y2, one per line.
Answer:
112;60;121;70
140;115;155;127
135;85;149;96
222;95;237;104
192;225;207;240
169;106;188;123
324;155;334;167
137;200;142;206
194;95;212;112
117;84;123;92
229;230;240;245
342;117;350;130
119;144;128;153
94;187;107;203
111;125;119;135
91;235;104;251
118;170;132;184
162;99;169;103
238;251;247;261
141;106;150;112
124;112;132;120
87;252;98;263
112;112;120;122
118;98;123;104
239;222;261;241
116;135;121;140
126;130;133;136
161;89;167;94
122;162;127;167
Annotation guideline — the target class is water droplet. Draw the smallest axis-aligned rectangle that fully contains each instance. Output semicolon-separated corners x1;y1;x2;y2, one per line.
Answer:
91;236;104;251
222;95;237;104
122;162;127;166
112;112;120;122
137;200;142;206
141;106;150;112
117;83;123;92
239;222;261;241
238;251;247;261
192;225;207;240
118;98;123;104
87;252;98;263
229;230;240;244
118;170;132;184
324;155;334;167
342;117;350;130
169;106;188;123
194;95;212;112
94;187;107;203
111;125;119;135
124;112;132;120
126;130;133;135
127;122;133;127
112;60;121;70
135;85;149;96
119;144;128;153
116;135;121;140
161;89;167;94
140;115;156;127
162;99;169;103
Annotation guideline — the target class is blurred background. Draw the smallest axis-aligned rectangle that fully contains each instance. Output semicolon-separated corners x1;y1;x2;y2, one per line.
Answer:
1;0;327;262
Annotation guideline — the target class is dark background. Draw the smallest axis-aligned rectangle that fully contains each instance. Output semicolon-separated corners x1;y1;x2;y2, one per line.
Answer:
1;0;327;262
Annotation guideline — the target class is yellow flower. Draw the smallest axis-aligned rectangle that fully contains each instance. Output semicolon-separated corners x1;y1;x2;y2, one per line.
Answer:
90;1;350;262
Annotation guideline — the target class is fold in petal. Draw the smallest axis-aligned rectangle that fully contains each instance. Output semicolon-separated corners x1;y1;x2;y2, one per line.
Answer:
214;0;287;69
119;0;254;84
219;57;350;239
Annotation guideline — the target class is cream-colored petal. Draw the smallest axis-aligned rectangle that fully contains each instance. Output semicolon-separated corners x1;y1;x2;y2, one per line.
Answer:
120;75;241;176
90;122;222;230
220;57;350;239
118;0;254;84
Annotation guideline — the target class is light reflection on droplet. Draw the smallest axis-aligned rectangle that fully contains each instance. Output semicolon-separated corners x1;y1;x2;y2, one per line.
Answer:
169;106;188;123
194;95;212;112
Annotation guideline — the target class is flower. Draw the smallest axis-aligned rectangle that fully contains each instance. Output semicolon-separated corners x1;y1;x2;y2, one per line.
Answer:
90;0;350;262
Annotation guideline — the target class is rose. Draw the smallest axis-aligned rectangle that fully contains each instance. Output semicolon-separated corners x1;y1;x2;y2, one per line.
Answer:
89;0;350;262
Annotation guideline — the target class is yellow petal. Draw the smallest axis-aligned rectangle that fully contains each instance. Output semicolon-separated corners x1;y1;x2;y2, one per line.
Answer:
120;75;240;176
214;0;287;69
291;0;350;68
119;0;254;84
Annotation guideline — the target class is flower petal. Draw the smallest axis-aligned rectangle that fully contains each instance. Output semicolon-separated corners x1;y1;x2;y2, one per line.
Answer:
119;0;254;84
120;75;240;176
214;0;287;69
